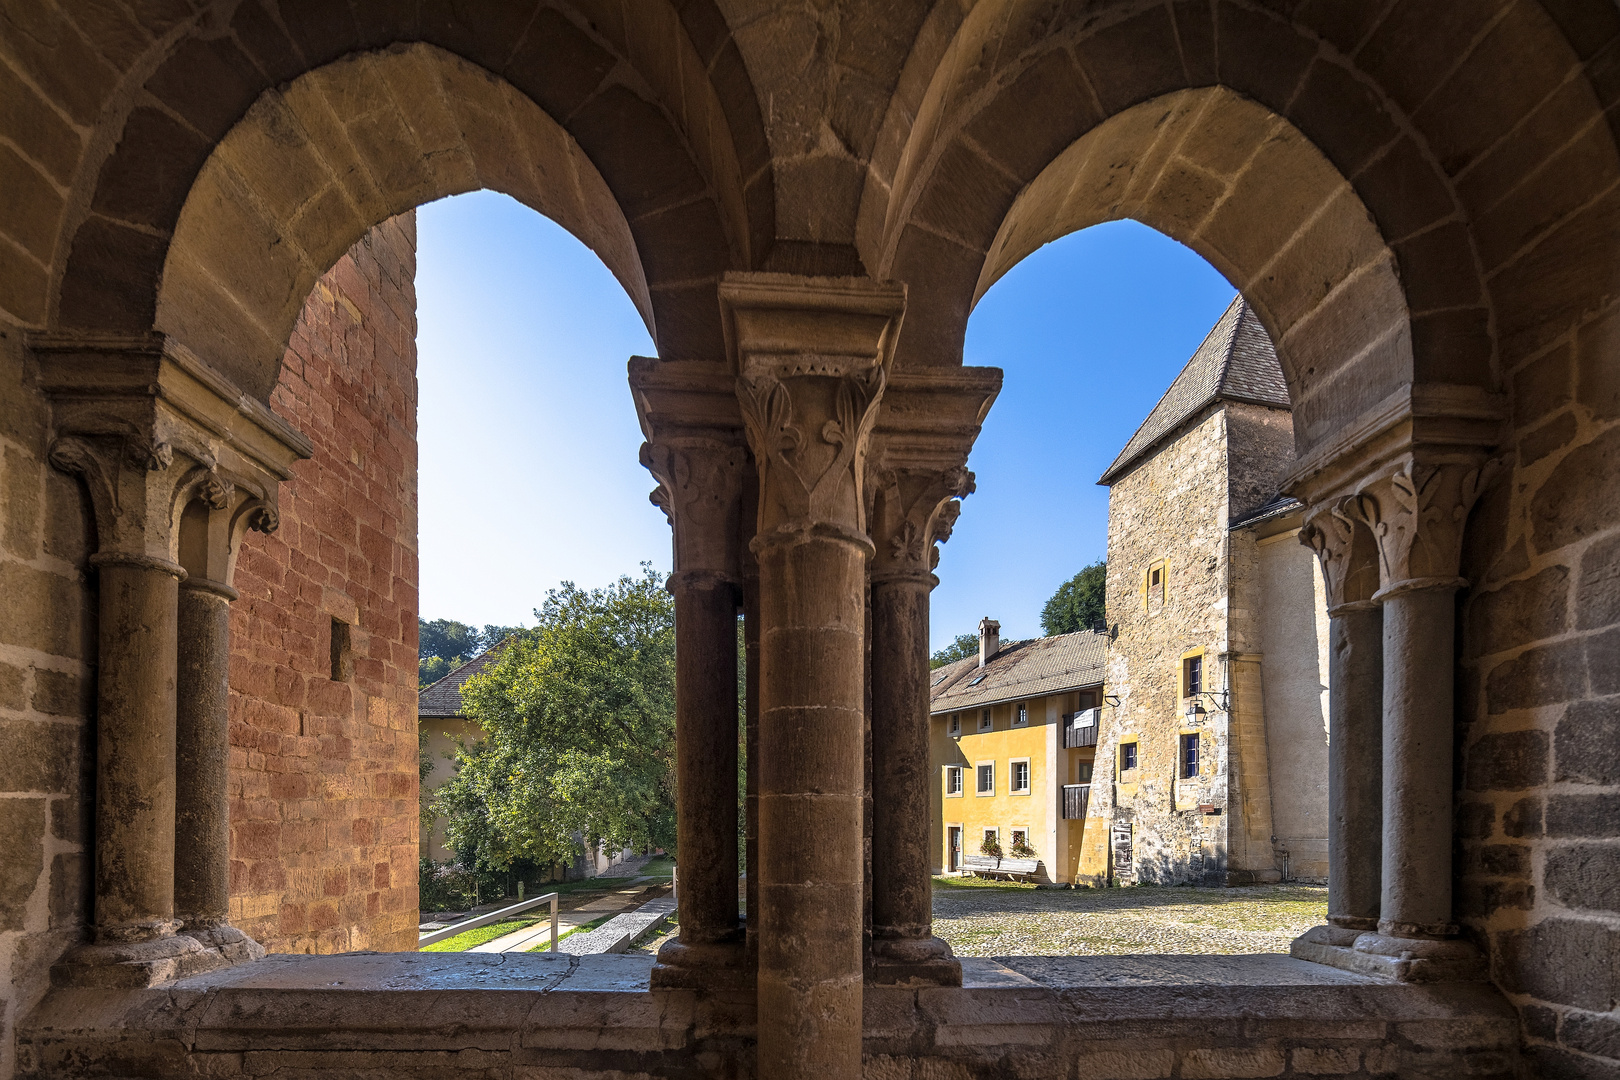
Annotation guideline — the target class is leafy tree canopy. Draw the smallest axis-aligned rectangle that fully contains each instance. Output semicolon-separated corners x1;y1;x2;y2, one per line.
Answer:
419;618;521;688
432;566;677;870
930;633;979;669
1041;560;1107;636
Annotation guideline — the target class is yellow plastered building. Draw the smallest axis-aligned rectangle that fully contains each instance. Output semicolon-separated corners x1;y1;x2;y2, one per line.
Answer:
929;618;1107;885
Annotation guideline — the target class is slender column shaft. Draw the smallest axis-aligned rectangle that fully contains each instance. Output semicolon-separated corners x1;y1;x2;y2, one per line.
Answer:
1327;603;1383;931
743;567;760;967
869;575;939;940
756;535;868;1080
671;573;740;946
1379;585;1457;937
175;582;235;930
93;558;183;940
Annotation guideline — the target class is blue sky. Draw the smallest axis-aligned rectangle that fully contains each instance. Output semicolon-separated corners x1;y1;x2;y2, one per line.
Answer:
416;191;1236;649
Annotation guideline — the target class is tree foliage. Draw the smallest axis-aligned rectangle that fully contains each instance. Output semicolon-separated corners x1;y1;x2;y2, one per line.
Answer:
419;618;521;688
1041;560;1108;636
930;633;979;669
432;566;677;870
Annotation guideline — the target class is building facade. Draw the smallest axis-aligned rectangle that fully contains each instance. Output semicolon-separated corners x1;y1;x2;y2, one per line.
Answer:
1090;298;1331;887
930;619;1106;885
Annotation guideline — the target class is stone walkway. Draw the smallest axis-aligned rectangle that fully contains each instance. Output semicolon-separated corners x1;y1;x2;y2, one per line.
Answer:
931;881;1328;956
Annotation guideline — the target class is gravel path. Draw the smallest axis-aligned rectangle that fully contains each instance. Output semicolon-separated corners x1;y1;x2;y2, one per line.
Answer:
931;879;1327;956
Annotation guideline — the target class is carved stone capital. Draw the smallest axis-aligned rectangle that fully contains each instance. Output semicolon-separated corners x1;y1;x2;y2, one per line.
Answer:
719;273;906;550
31;333;307;568
1348;458;1501;595
867;463;975;584
641;438;747;578
1299;497;1379;611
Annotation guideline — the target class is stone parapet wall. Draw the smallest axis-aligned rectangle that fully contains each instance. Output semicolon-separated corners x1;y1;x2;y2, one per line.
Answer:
225;215;420;955
15;953;1524;1079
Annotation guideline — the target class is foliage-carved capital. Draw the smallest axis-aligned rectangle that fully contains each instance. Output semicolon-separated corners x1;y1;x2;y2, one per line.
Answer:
640;438;747;577
867;463;975;583
1349;458;1501;595
1299;497;1379;611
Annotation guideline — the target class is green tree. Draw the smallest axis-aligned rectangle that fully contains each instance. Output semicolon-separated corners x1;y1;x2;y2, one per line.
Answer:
930;633;979;669
1041;560;1107;635
433;566;677;870
418;619;521;687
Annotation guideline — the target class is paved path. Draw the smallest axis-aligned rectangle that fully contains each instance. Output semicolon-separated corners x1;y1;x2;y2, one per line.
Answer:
470;880;669;953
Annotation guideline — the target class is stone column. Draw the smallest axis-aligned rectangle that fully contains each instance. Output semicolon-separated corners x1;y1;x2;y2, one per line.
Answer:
174;483;272;963
724;273;905;1080
1292;500;1383;961
643;438;749;989
741;471;761;970
35;334;308;987
865;463;971;985
1349;460;1495;980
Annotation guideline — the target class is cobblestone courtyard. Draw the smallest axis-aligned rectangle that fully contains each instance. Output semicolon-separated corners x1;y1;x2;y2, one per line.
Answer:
931;878;1328;956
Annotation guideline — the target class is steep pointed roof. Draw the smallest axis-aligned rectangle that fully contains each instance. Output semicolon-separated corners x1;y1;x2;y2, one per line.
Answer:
1098;296;1290;485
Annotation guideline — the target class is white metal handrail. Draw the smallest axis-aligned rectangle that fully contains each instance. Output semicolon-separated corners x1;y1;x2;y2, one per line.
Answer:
417;891;559;950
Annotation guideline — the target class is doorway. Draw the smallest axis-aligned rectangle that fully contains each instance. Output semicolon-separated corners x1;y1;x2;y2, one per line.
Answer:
947;826;963;873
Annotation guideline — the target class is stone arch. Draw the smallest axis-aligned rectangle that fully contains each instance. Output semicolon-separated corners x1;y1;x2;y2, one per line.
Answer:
864;0;1616;454
975;87;1411;453
48;1;772;395
153;44;657;397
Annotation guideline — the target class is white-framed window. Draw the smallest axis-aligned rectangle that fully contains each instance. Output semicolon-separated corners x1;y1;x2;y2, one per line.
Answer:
944;765;964;796
947;713;961;736
1010;758;1031;794
975;761;995;795
982;827;1000;852
1013;701;1028;726
1009;827;1028;849
978;708;993;732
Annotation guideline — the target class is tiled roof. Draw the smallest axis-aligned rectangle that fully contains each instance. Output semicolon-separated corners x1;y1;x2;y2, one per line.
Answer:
418;641;509;718
929;630;1107;714
1229;492;1304;530
1099;296;1290;485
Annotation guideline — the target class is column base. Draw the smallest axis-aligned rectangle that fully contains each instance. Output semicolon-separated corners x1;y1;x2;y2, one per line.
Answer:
1290;926;1488;983
52;932;229;988
866;935;963;987
183;923;267;965
650;934;751;990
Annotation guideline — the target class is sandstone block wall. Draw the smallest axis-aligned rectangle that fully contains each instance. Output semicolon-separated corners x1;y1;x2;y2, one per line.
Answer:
1457;262;1620;1077
226;214;420;955
0;332;96;1080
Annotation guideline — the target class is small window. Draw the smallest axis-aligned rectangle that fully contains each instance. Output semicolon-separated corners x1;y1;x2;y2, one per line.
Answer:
1077;761;1094;784
1146;561;1167;604
945;766;963;796
1010;828;1027;849
1078;690;1097;710
978;709;993;732
1150;566;1161;588
968;674;987;686
1120;742;1138;772
329;617;352;682
1184;654;1203;698
947;714;961;736
1014;702;1028;726
1180;733;1200;779
1011;760;1031;793
976;762;995;795
982;828;999;853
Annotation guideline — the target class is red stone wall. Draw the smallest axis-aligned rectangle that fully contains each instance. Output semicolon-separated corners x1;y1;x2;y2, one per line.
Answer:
226;214;420;954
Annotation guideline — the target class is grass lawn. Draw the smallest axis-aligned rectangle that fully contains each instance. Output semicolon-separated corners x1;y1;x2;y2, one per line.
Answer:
639;855;675;879
420;917;543;952
931;877;1327;956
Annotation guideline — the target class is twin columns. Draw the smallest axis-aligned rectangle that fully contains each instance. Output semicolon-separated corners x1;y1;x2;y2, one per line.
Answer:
1296;455;1497;982
36;335;308;987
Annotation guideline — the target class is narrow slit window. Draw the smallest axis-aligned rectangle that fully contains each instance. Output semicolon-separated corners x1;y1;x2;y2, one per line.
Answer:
330;617;352;682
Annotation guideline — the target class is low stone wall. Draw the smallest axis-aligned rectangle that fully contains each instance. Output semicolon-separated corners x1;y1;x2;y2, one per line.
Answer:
16;953;1522;1079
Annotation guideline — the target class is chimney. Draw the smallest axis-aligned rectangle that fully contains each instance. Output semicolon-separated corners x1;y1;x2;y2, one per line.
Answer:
978;617;1001;668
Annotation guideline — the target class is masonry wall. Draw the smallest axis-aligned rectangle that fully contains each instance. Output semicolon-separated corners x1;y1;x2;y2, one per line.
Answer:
1455;273;1620;1076
226;215;421;955
0;331;96;1080
1100;408;1238;885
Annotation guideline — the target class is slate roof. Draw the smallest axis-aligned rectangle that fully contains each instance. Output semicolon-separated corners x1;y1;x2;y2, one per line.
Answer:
1099;295;1290;485
418;642;508;718
1229;492;1304;530
929;630;1107;715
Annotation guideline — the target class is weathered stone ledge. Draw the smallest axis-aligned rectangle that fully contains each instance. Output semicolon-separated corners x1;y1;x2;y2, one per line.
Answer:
16;952;1523;1078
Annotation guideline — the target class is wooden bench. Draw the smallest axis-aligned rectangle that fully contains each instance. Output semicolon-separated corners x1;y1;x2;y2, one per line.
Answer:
961;855;1042;881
